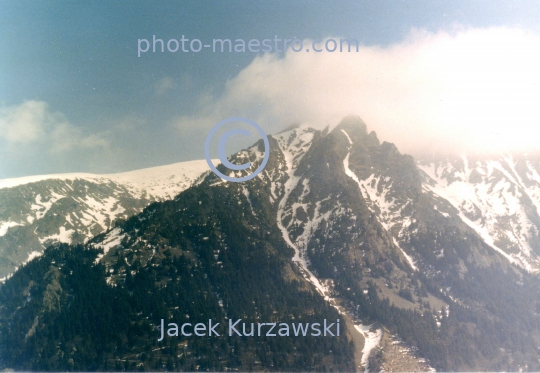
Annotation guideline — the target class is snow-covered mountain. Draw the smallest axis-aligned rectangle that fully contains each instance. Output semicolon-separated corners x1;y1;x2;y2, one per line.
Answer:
419;154;540;273
202;117;540;370
0;160;211;279
3;117;540;371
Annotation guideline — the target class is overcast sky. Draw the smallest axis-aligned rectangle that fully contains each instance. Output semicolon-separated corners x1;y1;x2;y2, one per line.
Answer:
1;1;540;178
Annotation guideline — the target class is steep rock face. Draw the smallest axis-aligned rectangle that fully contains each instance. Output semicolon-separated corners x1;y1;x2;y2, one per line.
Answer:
217;117;540;371
0;160;210;279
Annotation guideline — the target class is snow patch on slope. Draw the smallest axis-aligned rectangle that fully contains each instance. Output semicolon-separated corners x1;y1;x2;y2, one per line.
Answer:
275;128;328;295
39;227;75;244
355;324;383;373
0;221;22;237
93;227;127;263
22;251;43;266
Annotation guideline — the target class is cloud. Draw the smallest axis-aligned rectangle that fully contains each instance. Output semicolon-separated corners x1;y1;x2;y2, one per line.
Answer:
0;101;111;177
175;26;540;156
0;100;50;144
155;77;177;96
49;122;109;153
0;101;109;152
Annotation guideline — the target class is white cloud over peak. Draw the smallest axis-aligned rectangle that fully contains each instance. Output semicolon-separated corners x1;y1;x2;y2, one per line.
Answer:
177;26;540;156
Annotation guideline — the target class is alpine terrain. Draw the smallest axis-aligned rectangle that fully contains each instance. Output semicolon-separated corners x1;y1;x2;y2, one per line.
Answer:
0;160;211;280
2;116;540;371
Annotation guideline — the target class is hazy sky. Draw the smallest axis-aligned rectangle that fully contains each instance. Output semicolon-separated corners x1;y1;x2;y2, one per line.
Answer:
1;1;540;178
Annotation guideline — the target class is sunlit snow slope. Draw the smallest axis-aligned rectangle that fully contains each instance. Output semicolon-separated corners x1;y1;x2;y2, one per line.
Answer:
419;154;540;272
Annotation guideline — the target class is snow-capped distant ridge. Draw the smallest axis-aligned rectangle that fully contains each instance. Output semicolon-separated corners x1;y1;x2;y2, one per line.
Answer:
103;159;213;200
0;172;98;190
0;159;212;199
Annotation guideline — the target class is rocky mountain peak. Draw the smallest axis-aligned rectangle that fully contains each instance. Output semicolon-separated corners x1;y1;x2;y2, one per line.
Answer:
3;117;540;371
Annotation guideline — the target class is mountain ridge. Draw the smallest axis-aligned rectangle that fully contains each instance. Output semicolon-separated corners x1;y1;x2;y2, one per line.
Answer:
2;117;540;371
0;159;212;280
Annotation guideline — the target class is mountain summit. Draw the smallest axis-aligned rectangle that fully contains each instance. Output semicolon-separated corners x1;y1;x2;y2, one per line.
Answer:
2;117;540;371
